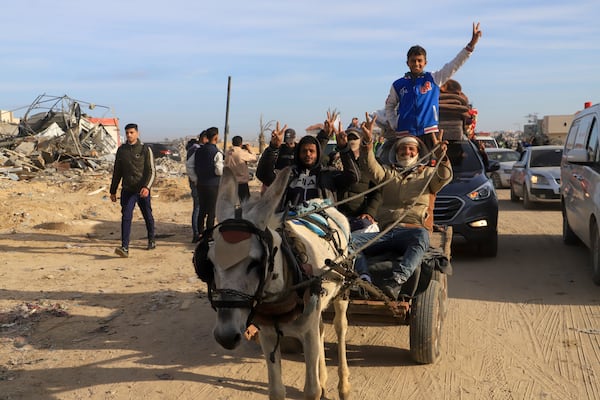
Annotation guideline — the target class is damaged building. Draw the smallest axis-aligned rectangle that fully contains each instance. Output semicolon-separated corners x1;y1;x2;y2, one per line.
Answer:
1;94;121;179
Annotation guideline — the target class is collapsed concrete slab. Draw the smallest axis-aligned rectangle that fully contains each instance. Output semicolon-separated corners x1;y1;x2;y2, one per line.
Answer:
0;94;122;180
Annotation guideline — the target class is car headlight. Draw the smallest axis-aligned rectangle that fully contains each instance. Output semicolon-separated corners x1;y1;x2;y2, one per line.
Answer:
467;181;494;201
530;174;549;185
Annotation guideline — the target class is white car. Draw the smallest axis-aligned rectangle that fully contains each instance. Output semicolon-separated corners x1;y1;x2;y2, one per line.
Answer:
485;148;520;188
561;102;600;285
510;145;562;208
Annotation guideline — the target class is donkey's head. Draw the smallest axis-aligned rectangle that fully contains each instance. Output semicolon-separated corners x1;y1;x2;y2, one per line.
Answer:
209;167;290;349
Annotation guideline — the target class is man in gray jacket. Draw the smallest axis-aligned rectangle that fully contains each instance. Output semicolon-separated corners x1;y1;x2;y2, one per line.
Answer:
110;123;157;257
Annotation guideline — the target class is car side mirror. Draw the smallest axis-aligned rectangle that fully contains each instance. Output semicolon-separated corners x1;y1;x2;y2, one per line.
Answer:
486;159;500;173
566;148;589;163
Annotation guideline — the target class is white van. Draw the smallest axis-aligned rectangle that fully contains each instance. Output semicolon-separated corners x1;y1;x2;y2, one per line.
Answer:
560;102;600;284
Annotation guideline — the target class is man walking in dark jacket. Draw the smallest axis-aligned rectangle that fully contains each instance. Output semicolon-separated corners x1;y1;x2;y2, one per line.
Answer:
110;123;157;257
194;127;223;240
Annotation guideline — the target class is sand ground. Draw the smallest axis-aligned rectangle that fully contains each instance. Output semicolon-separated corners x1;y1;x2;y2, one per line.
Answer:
1;173;599;400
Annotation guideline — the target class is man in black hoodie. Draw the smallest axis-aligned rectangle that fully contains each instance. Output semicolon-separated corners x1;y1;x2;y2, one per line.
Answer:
256;112;359;209
110;123;156;257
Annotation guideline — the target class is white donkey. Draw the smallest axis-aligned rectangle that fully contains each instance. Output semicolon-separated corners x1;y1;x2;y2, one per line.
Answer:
198;167;351;400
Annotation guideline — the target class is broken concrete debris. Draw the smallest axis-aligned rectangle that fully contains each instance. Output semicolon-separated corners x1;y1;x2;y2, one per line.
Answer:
1;94;186;181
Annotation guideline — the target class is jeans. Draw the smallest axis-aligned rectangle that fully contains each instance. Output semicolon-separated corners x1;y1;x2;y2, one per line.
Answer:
352;226;429;283
190;180;200;237
238;183;250;203
120;189;155;249
197;184;219;235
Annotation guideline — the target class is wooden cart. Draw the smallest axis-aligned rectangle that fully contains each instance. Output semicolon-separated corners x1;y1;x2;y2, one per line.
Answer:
325;226;452;364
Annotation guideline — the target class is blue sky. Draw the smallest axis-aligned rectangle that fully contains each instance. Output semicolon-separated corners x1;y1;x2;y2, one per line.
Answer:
2;0;600;141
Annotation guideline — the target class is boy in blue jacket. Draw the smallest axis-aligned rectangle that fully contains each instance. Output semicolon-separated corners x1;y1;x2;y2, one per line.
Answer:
384;22;482;149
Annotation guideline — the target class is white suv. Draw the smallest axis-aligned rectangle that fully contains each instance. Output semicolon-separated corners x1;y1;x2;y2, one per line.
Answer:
561;103;600;284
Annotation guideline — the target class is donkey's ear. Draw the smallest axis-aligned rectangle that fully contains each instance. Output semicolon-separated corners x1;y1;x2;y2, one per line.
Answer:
216;167;238;222
250;167;291;228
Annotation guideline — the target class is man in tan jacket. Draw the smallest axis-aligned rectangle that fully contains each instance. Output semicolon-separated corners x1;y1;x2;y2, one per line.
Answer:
225;135;257;202
352;113;452;299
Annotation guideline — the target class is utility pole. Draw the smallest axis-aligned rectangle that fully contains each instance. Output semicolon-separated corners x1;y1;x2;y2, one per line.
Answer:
259;114;266;153
223;76;231;152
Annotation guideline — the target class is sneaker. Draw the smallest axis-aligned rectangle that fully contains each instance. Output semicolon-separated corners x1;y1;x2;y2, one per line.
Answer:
382;278;403;300
115;246;129;258
147;240;156;250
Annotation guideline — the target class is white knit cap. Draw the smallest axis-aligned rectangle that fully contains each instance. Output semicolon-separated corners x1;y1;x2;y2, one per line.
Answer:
389;136;420;165
396;136;419;146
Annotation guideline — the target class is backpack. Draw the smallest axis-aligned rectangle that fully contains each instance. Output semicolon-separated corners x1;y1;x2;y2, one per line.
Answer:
186;148;198;183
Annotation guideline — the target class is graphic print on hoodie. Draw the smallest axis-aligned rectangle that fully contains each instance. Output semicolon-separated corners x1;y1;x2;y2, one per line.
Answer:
283;135;323;206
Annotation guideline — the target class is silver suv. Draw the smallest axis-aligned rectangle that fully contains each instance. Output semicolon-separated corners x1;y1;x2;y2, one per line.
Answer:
561;103;600;285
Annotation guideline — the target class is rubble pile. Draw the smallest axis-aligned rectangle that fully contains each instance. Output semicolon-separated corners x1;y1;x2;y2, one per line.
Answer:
154;155;186;175
0;94;117;181
0;94;187;181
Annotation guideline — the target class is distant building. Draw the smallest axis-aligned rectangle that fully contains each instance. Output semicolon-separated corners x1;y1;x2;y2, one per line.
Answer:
541;115;573;145
524;120;542;137
0;110;19;136
0;109;19;124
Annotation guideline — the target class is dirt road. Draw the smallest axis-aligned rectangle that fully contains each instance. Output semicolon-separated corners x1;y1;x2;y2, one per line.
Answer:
1;177;599;400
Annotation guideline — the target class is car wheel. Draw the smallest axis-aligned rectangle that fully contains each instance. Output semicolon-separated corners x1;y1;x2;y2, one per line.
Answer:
591;223;600;285
478;231;498;257
523;185;533;209
510;184;519;202
562;207;579;245
490;173;502;189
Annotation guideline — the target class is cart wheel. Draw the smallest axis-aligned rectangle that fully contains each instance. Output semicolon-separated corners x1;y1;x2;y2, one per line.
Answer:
409;279;443;364
431;270;448;319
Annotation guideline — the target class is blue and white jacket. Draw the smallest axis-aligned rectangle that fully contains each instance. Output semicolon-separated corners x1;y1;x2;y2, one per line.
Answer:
385;48;472;136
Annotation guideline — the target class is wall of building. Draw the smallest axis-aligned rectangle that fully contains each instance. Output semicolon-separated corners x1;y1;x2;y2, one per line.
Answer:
542;115;573;144
0;110;19;124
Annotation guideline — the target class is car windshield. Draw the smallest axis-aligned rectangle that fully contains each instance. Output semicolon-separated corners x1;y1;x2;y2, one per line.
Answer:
529;149;563;167
487;151;519;162
446;140;484;173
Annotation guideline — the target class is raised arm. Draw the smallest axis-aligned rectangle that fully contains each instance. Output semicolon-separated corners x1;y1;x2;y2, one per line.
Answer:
428;130;453;193
256;121;287;186
433;22;483;86
359;112;387;184
466;22;482;52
